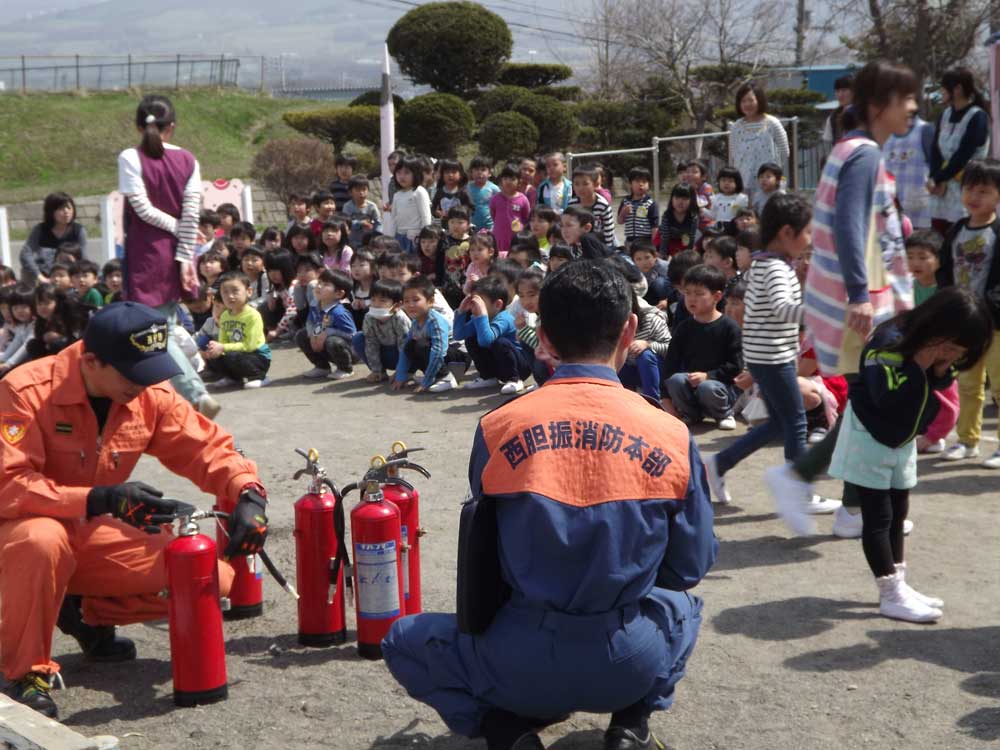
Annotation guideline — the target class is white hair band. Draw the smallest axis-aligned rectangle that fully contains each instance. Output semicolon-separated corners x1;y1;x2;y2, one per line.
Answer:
145;114;156;125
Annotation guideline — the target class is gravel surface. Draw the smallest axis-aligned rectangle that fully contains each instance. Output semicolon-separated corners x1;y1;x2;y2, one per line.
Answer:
46;346;1000;749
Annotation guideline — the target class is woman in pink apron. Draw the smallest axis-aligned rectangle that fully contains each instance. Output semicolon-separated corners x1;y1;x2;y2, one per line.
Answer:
117;95;218;417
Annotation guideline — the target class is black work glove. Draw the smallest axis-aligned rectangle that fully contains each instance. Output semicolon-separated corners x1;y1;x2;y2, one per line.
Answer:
223;487;268;558
87;482;178;533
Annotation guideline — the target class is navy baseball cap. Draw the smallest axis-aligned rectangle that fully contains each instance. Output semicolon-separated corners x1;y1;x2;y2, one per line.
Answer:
83;302;182;385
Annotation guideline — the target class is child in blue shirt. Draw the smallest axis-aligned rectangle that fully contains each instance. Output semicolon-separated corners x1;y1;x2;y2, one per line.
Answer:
466;155;500;231
394;276;457;393
295;268;356;380
454;274;530;395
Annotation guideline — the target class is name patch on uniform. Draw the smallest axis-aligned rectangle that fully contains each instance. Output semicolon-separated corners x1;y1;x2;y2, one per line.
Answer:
499;419;672;478
0;414;29;446
55;422;73;434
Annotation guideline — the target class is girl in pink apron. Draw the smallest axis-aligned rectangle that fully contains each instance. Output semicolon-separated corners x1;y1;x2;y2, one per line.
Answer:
117;95;217;417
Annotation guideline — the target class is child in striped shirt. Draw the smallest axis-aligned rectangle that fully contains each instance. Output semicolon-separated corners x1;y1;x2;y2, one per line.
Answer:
703;193;813;504
618;167;660;245
567;165;616;249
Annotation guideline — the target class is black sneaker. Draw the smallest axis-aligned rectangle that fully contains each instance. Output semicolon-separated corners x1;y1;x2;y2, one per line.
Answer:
5;672;58;718
56;595;137;663
604;727;663;750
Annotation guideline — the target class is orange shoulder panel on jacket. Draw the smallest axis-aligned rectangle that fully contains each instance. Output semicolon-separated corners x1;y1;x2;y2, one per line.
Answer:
480;379;690;506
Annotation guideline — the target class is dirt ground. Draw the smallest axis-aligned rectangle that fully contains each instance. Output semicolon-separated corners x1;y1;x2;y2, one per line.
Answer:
47;346;1000;750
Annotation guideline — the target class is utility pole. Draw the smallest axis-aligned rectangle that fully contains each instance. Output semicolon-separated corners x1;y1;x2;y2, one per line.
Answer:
794;0;808;67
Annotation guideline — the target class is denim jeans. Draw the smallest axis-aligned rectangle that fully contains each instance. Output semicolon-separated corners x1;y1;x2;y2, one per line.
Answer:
155;302;207;405
395;234;416;254
664;373;734;422
352;331;400;373
715;360;806;476
618;349;662;400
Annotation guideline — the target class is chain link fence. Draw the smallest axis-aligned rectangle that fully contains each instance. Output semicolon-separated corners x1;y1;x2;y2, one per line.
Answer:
0;55;264;94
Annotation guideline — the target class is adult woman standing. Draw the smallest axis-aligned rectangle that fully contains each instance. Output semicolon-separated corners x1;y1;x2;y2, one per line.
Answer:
19;193;88;286
766;61;918;537
729;82;790;206
928;67;990;235
117;94;218;417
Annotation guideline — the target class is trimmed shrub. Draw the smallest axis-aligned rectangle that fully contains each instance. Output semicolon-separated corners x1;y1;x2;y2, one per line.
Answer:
473;85;532;121
397;93;476;157
349;90;406;110
387;2;512;94
478;112;539;162
497;62;573;89
251;138;338;204
283;106;381;151
534;85;583;101
512;93;578;152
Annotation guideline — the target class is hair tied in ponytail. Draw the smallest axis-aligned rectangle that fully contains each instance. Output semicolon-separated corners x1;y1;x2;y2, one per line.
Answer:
135;94;176;159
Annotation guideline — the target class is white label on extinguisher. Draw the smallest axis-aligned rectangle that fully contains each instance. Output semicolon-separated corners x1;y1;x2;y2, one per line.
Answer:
354;541;400;619
401;525;410;601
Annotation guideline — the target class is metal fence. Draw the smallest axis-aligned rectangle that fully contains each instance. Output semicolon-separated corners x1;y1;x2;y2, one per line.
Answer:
0;55;254;94
567;117;820;208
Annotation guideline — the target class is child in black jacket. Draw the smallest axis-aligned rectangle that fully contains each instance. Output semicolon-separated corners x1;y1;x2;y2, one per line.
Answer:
828;287;993;624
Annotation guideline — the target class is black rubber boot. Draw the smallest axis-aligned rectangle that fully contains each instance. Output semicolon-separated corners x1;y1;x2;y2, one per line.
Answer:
5;672;58;719
604;702;662;750
56;595;137;663
481;708;547;750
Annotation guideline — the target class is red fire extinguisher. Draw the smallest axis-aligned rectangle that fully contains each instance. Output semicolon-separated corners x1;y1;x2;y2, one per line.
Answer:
292;447;351;647
381;442;431;615
213;448;263;620
343;460;407;660
164;509;228;707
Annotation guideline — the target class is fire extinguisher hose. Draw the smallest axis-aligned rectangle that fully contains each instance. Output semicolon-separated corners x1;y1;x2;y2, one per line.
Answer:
324;478;352;593
198;509;299;600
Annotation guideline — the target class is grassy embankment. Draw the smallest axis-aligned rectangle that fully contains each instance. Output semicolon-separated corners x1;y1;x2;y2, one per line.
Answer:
0;88;328;210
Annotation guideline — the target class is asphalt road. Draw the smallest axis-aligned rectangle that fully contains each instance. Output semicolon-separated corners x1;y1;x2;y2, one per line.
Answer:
47;345;1000;750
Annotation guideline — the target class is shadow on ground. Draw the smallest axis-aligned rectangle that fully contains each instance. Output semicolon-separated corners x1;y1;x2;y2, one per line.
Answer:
713;596;879;641
59;656;175;727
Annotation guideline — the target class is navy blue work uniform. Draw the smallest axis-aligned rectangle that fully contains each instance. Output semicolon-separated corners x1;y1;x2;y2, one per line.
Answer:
382;364;718;737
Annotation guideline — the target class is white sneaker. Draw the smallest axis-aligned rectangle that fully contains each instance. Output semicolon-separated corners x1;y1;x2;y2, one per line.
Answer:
942;443;979;461
876;572;941;623
328;368;352;380
243;378;268;389
427;372;458;393
717;416;737;431
302;367;329;379
903;519;913;536
764;464;816;536
805;494;841;514
808;428;828;444
499;380;524;395
702;454;731;504
981;450;1000;469
208;377;239;390
831;505;863;538
895;563;943;609
916;437;946;454
464;376;499;390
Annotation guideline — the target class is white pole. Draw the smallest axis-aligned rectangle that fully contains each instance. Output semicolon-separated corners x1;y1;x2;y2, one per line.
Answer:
379;43;395;205
241;184;255;225
0;207;10;268
100;195;116;262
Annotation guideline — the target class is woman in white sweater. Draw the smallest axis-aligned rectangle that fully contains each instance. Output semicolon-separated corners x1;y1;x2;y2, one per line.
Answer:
729;82;790;206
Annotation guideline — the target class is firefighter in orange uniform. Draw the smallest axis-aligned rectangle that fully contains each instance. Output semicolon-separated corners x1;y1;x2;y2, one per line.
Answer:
0;302;269;719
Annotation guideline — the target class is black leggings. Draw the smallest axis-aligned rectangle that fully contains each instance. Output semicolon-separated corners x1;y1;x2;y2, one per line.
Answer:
849;482;909;578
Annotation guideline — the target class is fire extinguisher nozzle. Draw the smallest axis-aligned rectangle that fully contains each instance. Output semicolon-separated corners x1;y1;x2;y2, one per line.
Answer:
284;582;300;600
